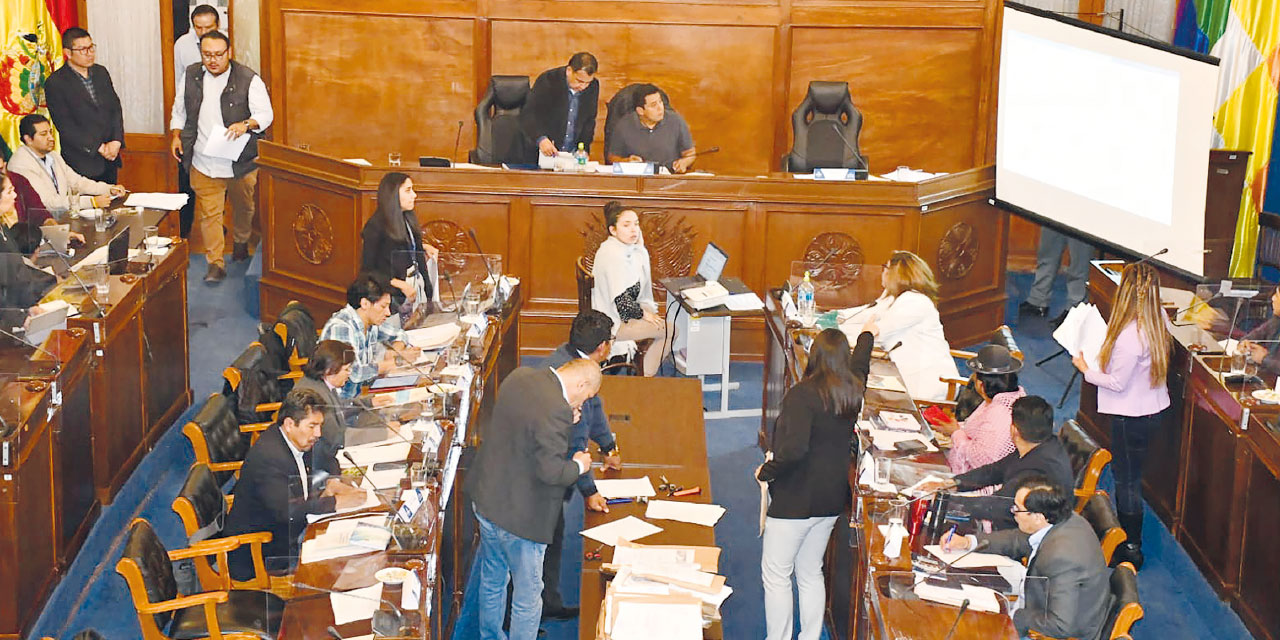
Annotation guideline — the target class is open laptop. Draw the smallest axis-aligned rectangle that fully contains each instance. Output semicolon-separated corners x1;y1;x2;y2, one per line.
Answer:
107;227;131;275
40;224;72;256
666;242;728;293
21;304;69;346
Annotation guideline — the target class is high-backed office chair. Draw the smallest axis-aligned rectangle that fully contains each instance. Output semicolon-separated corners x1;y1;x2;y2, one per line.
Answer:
182;394;261;485
575;256;646;375
1058;419;1112;512
470;75;533;165
223;343;286;430
173;463;279;593
274;301;319;370
1255;211;1280;282
603;84;673;157
783;81;866;173
1080;490;1127;566
115;518;284;640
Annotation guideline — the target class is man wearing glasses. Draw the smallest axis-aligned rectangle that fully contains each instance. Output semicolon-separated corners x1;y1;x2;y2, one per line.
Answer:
44;27;125;184
169;30;273;284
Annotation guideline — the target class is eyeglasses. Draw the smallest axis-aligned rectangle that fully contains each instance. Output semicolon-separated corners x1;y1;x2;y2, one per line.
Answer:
70;44;96;53
1010;505;1031;514
201;49;229;60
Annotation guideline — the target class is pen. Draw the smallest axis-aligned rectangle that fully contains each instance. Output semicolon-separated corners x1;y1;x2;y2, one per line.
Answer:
943;525;956;550
606;498;633;505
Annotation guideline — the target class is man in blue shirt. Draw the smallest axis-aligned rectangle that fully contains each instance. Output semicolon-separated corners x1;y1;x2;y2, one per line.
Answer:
521;52;601;159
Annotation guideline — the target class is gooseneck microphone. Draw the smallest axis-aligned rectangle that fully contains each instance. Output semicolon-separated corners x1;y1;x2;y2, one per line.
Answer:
467;228;503;309
40;237;107;319
0;326;64;376
1133;247;1169;267
451;120;464;164
942;598;971;640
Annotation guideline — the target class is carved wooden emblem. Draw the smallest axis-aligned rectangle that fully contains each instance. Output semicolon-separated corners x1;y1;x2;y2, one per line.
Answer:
292;204;333;265
421;218;472;275
802;232;864;288
581;209;694;296
937;222;978;280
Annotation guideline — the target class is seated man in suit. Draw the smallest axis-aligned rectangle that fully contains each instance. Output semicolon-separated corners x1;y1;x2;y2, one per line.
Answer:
319;273;420;397
943;476;1110;639
522;52;600;159
223;387;368;581
921;395;1074;530
538;310;623;621
606;83;696;173
7;114;124;213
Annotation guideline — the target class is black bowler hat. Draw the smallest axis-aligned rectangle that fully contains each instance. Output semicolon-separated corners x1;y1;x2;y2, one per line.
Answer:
967;344;1022;375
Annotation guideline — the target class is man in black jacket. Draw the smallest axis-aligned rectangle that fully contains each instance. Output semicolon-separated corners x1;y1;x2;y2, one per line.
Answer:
539;310;622;621
925;395;1075;530
463;359;600;640
520;52;600;159
223;388;367;581
44;28;125;184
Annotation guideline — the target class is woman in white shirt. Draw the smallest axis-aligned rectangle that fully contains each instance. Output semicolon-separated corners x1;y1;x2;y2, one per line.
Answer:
862;251;959;400
591;201;668;376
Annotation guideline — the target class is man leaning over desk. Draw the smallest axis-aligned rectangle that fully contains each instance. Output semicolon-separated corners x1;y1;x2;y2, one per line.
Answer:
522;52;600;159
8;114;125;213
606;83;696;173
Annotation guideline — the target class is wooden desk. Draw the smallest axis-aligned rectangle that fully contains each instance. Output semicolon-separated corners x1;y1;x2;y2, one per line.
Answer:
256;143;1007;359
760;290;1017;640
0;328;92;640
580;376;717;640
1079;262;1280;640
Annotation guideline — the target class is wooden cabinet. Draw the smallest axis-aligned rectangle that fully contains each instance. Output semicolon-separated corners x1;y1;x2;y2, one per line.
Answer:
1236;441;1280;638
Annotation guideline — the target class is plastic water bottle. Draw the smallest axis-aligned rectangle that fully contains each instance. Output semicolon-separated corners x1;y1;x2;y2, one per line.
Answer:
798;270;816;326
574;142;588;170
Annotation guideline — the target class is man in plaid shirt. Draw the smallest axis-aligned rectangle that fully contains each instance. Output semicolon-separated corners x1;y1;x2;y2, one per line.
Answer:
320;273;420;396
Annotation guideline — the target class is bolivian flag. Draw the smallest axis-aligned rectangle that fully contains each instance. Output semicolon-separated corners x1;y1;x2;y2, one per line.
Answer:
1175;0;1279;276
0;0;73;154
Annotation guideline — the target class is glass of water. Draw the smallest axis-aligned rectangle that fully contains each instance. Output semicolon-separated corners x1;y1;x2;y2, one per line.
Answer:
463;291;482;317
94;208;108;233
93;264;110;302
143;225;160;249
68;186;81;218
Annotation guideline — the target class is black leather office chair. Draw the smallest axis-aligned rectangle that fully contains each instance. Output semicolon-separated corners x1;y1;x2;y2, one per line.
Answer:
470;75;532;165
1058;419;1111;512
272;301;318;373
222;343;286;428
603;84;673;157
182;393;258;485
783;81;867;173
173;463;277;592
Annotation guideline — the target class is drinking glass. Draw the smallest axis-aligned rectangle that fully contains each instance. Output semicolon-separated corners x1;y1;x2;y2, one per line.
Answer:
68;186;81;218
94;208;108;233
463;291;482;317
446;343;466;367
875;458;893;486
388;152;402;167
93;264;110;302
143;225;160;249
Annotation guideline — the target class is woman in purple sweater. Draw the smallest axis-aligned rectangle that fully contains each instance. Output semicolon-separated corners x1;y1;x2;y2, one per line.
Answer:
1072;263;1170;569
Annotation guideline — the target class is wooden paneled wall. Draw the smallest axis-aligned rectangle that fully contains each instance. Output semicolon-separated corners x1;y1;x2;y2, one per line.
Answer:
259;0;1003;175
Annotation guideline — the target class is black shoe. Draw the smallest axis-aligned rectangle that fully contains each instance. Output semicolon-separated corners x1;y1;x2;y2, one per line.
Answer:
1019;301;1049;317
232;242;250;262
203;263;226;284
1113;541;1144;570
542;605;579;620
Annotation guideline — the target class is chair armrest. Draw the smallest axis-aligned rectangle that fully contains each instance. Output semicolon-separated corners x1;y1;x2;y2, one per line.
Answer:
228;531;273;546
239;421;272;434
279;370;304;381
225;494;235;508
912;398;957;410
254;401;282;413
168;537;243;561
208;461;244;473
949;349;977;361
135;590;228;614
601;361;639;375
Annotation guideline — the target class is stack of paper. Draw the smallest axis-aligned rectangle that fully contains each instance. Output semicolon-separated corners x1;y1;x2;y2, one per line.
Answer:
603;591;704;640
581;516;663;546
331;583;384;625
645;500;726;527
123;192;190;210
305;490;382;524
594;477;657;500
340;442;412;468
358;468;405;491
405;323;461;350
913;582;1002;613
299;515;389;563
867;374;908;393
924;545;1022;568
1052;302;1108;370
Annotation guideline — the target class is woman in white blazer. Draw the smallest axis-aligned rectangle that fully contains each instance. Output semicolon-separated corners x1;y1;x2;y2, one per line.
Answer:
863;251;959;400
591;201;668;376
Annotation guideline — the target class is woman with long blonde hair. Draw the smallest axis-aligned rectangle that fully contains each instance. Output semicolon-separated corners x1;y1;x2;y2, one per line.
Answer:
1071;262;1170;569
862;250;959;400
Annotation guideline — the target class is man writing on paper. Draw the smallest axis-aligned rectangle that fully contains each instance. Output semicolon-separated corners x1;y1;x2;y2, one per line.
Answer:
223;388;368;581
942;476;1109;639
320;274;421;397
522;52;600;159
169;30;273;283
7;114;125;213
463;358;601;640
606;84;696;173
918;396;1073;530
539;310;623;621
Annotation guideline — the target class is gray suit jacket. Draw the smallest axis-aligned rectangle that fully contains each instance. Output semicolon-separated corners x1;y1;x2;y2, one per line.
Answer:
465;366;582;543
979;513;1110;639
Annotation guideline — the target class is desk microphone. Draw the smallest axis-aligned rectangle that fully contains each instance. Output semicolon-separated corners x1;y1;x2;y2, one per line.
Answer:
467;228;503;309
942;598;971;640
1133;247;1168;267
293;583;409;637
339;452;404;506
40;237;107;319
326;626;345;640
911;539;991;588
0;326;63;375
692;146;720;157
829;126;868;172
440;271;460;313
452;120;464;164
885;341;904;355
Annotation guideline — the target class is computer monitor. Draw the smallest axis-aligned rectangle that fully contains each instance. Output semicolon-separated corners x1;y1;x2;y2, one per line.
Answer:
695;242;728;283
107;228;130;275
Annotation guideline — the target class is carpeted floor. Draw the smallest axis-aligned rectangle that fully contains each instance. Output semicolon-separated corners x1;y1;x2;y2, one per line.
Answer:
27;262;1255;639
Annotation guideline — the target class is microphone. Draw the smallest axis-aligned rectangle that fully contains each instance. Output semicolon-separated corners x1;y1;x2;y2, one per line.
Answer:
439;270;460;313
326;626;344;640
292;583;409;637
1133;247;1168;267
692;146;720;157
912;539;991;588
340;452;403;505
885;341;904;355
41;237;107;319
451;120;463;163
942;598;971;640
829;126;868;172
0;326;63;375
466;228;503;309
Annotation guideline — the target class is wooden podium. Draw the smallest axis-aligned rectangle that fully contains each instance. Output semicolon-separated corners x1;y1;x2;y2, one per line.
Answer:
256;142;1009;356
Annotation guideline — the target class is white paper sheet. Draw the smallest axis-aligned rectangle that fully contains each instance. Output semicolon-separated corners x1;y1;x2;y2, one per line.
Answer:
594;477;657;500
358;468;405;491
330;583;384;625
913;582;1001;613
1052;302;1108;371
201;125;252;161
580;516;663;546
867;374;908;393
123;192;190;210
610;546;697;569
645;500;726;527
340;442;412;468
724;292;764;311
404;323;461;350
924;545;1023;568
610;600;704;640
305;490;381;524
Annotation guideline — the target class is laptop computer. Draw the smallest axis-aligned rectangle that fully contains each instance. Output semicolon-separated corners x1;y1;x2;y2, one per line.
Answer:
21;304;69;346
666;242;729;293
40;224;72;256
107;227;130;275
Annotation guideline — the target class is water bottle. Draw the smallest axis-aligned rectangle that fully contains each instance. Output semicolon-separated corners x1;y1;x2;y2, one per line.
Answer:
574;142;588;170
798;270;816;326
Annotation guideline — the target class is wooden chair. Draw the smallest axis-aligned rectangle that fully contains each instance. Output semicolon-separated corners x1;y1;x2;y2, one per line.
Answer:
222;343;286;440
115;518;284;640
575;256;650;375
1058;419;1112;512
173;464;279;593
941;324;1023;400
1255;210;1280;282
1080;490;1127;566
1027;561;1142;640
182;394;266;484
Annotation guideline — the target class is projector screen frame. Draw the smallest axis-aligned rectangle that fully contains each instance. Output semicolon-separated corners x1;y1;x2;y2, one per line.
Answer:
997;2;1219;284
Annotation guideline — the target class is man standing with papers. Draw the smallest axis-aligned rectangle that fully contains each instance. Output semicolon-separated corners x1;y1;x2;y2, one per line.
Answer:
464;359;602;639
169;30;273;283
223;388;368;582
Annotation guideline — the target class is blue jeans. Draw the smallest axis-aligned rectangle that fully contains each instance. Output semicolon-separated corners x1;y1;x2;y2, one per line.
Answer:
1110;408;1168;514
470;505;546;640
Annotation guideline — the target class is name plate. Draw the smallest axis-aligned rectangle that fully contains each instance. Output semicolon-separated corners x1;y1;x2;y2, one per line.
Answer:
612;161;656;176
813;167;869;181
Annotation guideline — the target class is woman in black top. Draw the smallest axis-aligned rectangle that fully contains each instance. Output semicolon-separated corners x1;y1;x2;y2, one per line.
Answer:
758;328;872;640
360;172;439;314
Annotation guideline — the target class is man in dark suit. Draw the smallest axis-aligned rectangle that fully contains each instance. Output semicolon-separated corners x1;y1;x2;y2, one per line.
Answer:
944;476;1110;639
925;395;1075;530
44;28;125;184
223;387;368;581
538;310;622;621
463;359;601;640
520;52;600;159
